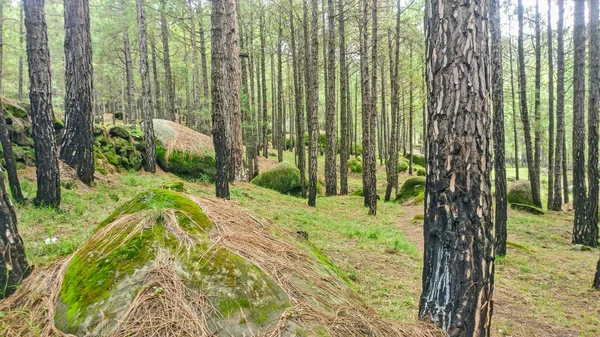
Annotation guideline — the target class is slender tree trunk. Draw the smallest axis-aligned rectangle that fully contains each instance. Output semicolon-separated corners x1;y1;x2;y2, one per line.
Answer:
188;0;202;128
408;44;414;175
60;0;94;185
136;0;156;173
380;59;387;166
198;3;210;125
307;0;319;207
533;0;542;197
229;0;243;182
18;3;24;102
271;53;276;151
160;0;175;121
572;0;592;246
508;33;518;180
0;173;29;298
325;0;336;196
338;0;348;195
123;0;135;127
547;0;555;209
151;39;161;119
260;10;268;158
491;0;507;257
518;0;541;208
587;0;599;246
563;138;569;203
360;0;371;210
362;0;377;215
594;256;600;290
552;0;565;210
244;22;258;180
24;0;61;207
420;0;494;334
385;7;400;202
277;22;284;163
290;0;306;197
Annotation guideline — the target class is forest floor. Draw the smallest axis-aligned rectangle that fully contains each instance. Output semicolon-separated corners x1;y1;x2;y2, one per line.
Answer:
11;150;600;337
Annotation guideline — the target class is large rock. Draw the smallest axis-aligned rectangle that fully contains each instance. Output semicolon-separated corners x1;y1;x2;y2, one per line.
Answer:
153;119;216;180
251;161;301;194
94;126;143;174
396;177;426;204
0;190;440;337
507;180;534;206
403;153;426;167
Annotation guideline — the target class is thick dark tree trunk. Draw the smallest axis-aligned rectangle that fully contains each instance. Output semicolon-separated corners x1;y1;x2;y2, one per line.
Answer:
572;0;593;246
420;0;495;335
307;0;319;207
136;0;156;173
0;173;30;298
60;0;94;186
588;0;600;246
211;0;237;199
563;139;569;203
533;0;542;198
290;0;305;197
518;0;541;208
491;0;507;257
160;0;175;121
385;6;400;202
325;0;336;196
122;0;135;127
594;256;600;290
24;0;61;208
547;0;555;209
552;0;566;210
338;0;348;195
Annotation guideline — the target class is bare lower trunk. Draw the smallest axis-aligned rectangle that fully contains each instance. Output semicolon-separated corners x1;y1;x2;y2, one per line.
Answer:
160;0;175;121
385;5;400;202
325;0;336;196
307;0;319;207
338;0;348;195
291;0;306;198
547;0;555;209
552;0;566;210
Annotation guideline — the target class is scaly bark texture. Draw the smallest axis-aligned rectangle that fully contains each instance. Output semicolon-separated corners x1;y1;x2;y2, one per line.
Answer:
587;0;599;247
552;0;566;210
572;0;591;246
229;3;244;182
420;0;495;335
359;0;372;211
325;0;337;196
338;0;348;195
547;0;555;209
136;0;156;173
367;0;377;215
160;0;175;121
517;0;541;208
0;173;30;298
491;0;507;257
24;0;61;208
61;0;95;186
291;0;306;198
385;2;400;202
307;0;319;207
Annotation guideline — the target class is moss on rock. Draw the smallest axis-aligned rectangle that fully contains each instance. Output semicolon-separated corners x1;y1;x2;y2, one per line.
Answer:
156;145;216;180
507;180;534;206
395;177;426;204
348;156;362;173
414;165;426;176
398;161;408;173
109;126;131;139
251;161;301;194
403;153;426;167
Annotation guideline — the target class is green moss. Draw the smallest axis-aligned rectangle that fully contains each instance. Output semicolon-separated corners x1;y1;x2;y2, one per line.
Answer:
348;157;362;173
161;181;185;192
2;98;28;118
414;165;426;176
156;145;216;180
395;177;426;204
109;126;130;139
403;153;426;167
507;180;535;206
397;161;408;173
251;161;301;194
510;203;544;215
12;144;35;166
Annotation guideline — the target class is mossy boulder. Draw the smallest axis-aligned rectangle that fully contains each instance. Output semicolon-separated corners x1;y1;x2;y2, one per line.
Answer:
108;126;130;139
414;165;426;176
398;161;408;173
403;153;426;167
510;203;545;215
348;156;362;173
1;98;28;118
507;180;534;206
251;161;301;194
154;119;216;180
396;177;426;204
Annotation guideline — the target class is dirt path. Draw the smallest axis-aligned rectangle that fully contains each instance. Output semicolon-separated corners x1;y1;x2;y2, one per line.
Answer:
395;205;581;337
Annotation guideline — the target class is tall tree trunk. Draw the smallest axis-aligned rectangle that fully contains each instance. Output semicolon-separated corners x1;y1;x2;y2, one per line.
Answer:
420;0;494;334
160;0;175;121
338;0;348;195
594;256;600;290
277;22;284;163
60;0;94;186
307;0;319;207
572;0;592;246
271;53;276;151
491;0;507;257
518;0;541;208
547;0;555;209
533;0;542;198
260;9;268;158
24;0;61;207
325;0;336;196
360;0;371;210
380;58;387;166
188;0;202;128
18;3;24;102
509;32;519;181
291;0;306;198
245;19;258;180
122;0;135;127
136;0;156;173
408;44;414;175
563;136;569;203
151;39;161;118
198;3;209;124
385;6;400;202
0;173;29;298
587;0;599;246
229;0;243;182
552;0;565;210
362;0;377;215
211;0;237;198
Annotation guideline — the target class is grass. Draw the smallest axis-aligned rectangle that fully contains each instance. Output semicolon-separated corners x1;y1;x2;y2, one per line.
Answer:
7;151;600;336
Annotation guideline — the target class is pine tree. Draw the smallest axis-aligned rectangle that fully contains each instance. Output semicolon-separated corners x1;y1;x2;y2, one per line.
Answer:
324;0;337;196
552;0;566;210
587;0;600;247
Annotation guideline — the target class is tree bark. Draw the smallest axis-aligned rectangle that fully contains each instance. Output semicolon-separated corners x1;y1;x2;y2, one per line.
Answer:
260;10;268;158
552;0;566;210
491;0;507;257
420;1;495;334
18;3;24;102
160;0;175;121
594;256;600;290
518;0;541;208
360;0;372;211
151;38;161;119
122;0;135;127
408;44;414;175
291;0;306;198
587;0;599;246
136;0;156;173
509;33;519;181
572;0;592;246
0;172;30;298
385;4;400;202
230;2;244;182
198;3;209;122
533;0;542;198
338;0;348;195
277;22;284;163
24;0;61;208
307;0;319;207
188;0;202;127
547;0;555;209
60;0;94;186
325;0;336;196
